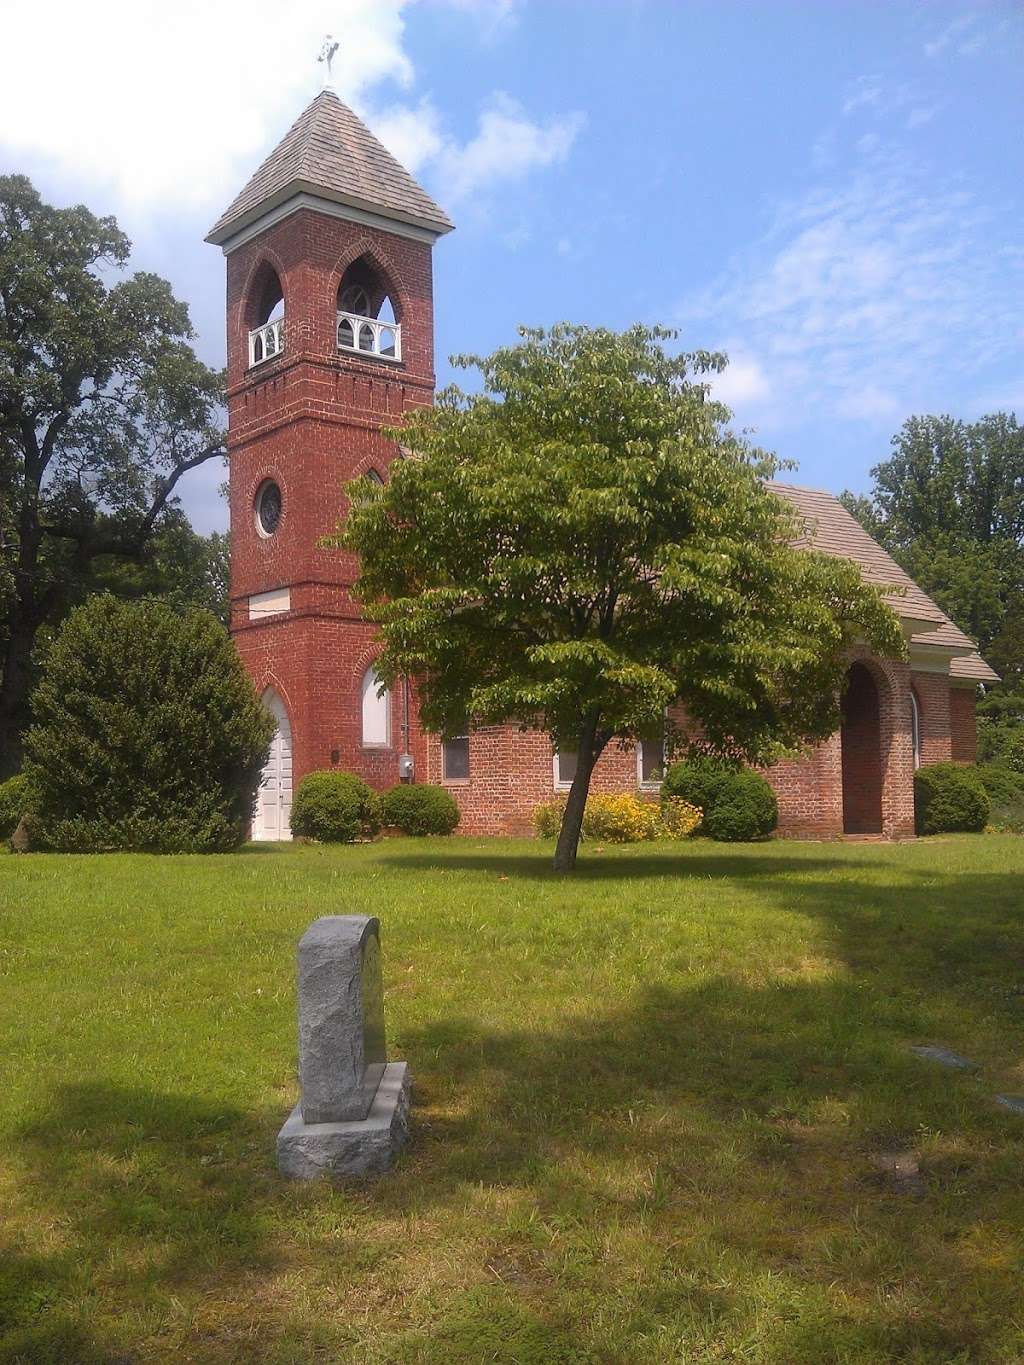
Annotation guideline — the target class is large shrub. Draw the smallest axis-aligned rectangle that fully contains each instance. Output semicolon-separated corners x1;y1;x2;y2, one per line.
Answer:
914;762;990;835
978;764;1024;834
662;756;778;841
0;774;34;840
23;596;273;853
291;771;380;843
380;783;460;835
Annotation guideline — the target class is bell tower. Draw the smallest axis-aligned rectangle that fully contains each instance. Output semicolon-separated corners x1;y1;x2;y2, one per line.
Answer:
206;90;453;838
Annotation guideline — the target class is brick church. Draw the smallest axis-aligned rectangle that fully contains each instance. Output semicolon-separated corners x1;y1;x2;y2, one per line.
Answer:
206;88;996;842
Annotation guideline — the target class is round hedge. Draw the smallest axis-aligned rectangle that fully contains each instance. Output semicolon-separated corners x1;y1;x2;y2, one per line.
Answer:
662;755;778;841
914;762;991;835
0;774;33;841
379;783;460;835
290;771;381;843
24;596;273;853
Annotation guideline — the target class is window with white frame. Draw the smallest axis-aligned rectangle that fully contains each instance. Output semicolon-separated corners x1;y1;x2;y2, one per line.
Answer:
361;666;390;747
637;729;666;786
442;734;469;781
553;749;577;789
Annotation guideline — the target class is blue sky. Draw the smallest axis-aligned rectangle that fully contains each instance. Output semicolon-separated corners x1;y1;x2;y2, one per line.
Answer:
2;1;1021;533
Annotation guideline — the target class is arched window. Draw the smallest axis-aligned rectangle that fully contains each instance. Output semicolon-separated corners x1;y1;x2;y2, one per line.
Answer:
910;689;921;769
337;255;401;362
361;665;391;747
247;262;285;368
366;468;385;485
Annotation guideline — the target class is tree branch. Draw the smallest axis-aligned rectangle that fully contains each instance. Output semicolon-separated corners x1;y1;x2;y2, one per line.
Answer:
41;438;224;560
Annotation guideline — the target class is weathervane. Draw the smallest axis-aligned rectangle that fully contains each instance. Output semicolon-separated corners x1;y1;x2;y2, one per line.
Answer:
318;35;339;90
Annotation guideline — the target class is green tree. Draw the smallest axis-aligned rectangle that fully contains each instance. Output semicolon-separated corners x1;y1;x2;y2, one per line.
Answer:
24;596;272;852
0;175;224;772
338;324;904;872
840;413;1024;657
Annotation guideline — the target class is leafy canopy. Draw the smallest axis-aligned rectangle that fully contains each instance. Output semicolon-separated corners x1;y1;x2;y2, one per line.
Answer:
0;174;225;769
338;325;904;867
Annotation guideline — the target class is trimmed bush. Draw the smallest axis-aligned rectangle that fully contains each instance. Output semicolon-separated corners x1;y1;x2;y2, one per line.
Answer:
380;783;460;835
0;774;34;841
24;597;273;853
290;771;380;843
662;756;778;841
914;762;990;835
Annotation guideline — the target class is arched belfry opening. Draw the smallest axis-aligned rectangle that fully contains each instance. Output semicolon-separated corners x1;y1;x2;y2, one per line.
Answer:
246;261;285;367
841;663;883;835
337;255;401;361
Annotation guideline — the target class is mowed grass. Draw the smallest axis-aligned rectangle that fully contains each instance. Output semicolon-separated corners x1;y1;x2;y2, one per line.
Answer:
2;836;1024;1363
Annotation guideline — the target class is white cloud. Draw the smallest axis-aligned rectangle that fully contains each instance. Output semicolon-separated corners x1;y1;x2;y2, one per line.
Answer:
678;156;1023;431
924;12;978;58
0;0;413;211
0;0;576;217
708;354;771;406
370;98;446;174
436;94;585;203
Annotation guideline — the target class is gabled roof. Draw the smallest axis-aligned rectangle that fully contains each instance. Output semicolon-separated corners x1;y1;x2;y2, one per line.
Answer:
206;90;454;246
770;481;998;684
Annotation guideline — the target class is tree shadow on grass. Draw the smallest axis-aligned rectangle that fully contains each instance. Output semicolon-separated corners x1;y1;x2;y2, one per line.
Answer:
4;1084;286;1362
397;957;1023;1360
378;845;868;882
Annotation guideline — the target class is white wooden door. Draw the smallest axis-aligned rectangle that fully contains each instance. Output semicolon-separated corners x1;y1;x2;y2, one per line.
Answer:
254;690;293;841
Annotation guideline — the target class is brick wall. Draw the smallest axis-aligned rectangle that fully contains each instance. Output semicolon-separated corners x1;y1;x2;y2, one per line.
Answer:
950;684;979;762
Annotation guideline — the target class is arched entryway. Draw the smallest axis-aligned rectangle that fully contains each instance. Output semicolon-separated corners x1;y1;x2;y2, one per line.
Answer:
841;663;883;834
253;689;293;841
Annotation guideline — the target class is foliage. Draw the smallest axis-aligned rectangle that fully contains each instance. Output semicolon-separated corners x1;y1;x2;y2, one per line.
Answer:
533;797;567;839
914;762;990;835
338;323;903;870
23;596;271;852
0;773;33;840
663;755;778;841
840;413;1024;655
977;764;1024;834
659;795;703;839
581;792;663;843
533;791;701;842
0;175;225;772
290;771;381;844
89;522;231;625
976;764;1024;807
379;783;460;836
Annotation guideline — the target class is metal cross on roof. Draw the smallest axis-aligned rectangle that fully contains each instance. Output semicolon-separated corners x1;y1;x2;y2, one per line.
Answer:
318;35;339;89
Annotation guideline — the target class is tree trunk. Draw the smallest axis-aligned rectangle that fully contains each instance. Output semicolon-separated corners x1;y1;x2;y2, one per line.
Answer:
552;713;604;873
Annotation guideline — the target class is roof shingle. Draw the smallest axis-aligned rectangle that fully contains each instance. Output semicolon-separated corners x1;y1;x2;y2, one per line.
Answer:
206;91;454;245
770;481;998;683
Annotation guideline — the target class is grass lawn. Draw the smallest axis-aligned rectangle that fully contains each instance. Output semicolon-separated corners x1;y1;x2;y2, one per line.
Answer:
2;835;1024;1363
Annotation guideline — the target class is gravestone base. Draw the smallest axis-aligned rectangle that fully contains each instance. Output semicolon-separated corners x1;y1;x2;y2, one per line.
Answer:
277;1062;411;1180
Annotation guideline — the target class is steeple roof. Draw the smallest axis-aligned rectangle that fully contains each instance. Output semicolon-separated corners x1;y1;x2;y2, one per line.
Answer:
206;90;454;246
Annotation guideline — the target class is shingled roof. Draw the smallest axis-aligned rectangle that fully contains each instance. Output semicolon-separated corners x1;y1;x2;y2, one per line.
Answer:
770;482;998;684
206;90;454;246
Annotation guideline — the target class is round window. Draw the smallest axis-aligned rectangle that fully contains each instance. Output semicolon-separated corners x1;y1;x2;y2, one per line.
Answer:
255;480;282;536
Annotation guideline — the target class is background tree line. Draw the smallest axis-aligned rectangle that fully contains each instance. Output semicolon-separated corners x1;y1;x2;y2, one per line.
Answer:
840;413;1024;766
